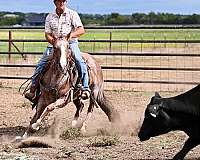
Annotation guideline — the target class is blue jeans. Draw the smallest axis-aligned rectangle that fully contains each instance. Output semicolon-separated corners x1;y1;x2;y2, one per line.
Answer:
32;47;53;85
69;40;89;90
32;41;89;90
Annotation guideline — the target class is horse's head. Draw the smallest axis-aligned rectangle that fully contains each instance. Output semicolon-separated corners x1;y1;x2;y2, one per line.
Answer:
53;36;70;71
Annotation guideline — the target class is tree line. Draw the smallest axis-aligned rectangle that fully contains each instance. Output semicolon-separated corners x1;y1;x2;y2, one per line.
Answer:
0;12;24;26
1;11;200;26
81;12;200;25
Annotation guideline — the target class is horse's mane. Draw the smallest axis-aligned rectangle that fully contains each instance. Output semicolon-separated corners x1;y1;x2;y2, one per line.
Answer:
47;52;54;63
163;84;200;116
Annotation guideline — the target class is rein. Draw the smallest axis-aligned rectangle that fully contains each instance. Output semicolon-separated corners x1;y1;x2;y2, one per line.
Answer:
40;54;78;102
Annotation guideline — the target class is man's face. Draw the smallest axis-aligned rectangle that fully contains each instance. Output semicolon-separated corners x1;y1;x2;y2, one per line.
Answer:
54;0;66;11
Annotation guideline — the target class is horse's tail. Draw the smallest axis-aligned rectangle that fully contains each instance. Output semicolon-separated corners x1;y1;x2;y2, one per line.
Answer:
95;84;120;123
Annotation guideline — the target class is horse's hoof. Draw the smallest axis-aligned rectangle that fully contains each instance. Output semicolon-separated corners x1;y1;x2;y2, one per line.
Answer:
15;132;28;142
80;125;86;135
71;120;78;128
32;123;40;131
22;132;28;139
15;136;23;142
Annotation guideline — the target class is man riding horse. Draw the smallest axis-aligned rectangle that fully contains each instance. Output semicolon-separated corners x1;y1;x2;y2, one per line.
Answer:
25;0;90;102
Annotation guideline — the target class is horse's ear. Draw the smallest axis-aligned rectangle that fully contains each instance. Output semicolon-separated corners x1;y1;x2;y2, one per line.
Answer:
66;32;71;41
155;92;161;98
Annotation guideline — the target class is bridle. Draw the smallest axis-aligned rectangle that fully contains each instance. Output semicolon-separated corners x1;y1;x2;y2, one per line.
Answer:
40;38;78;102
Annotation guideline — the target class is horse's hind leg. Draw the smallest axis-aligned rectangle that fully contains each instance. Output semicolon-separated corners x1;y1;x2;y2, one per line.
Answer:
95;87;120;123
80;98;95;134
72;98;84;128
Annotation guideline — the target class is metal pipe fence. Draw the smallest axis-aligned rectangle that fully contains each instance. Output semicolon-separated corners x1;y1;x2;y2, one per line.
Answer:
1;26;200;91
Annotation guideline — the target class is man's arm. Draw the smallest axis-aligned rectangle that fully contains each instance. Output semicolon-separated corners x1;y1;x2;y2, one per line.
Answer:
70;11;85;40
45;32;56;45
45;14;56;45
70;26;85;39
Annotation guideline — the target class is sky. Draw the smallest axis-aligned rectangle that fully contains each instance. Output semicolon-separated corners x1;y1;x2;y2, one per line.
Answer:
0;0;200;15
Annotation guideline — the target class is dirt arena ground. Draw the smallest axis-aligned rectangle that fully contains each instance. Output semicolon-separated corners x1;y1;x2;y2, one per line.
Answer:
0;81;200;160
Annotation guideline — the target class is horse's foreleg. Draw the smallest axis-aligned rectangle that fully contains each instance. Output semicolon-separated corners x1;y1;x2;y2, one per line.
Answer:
31;97;67;131
81;99;94;134
72;98;84;128
21;104;46;139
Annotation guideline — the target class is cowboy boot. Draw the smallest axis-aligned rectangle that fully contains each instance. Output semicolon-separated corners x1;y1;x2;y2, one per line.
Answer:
25;85;38;103
25;75;40;103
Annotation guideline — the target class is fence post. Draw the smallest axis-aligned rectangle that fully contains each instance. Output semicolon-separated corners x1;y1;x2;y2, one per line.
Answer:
141;34;143;52
8;31;12;62
164;33;166;48
109;32;112;52
93;37;96;52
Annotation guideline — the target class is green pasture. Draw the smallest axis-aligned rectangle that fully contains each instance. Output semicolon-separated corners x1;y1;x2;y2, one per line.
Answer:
0;28;199;53
1;29;200;40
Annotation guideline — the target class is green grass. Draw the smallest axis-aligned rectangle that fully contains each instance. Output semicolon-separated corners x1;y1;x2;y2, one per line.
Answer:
87;135;120;147
1;29;200;40
60;128;82;140
0;29;200;53
83;29;200;40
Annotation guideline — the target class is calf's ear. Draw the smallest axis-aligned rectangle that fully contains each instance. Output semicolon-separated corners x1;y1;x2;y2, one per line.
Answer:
155;92;161;98
150;112;157;118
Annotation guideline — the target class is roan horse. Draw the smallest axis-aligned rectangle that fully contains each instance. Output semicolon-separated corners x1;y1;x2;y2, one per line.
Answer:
21;37;119;139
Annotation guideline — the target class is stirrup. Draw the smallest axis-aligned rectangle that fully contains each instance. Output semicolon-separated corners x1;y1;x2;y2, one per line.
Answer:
81;89;90;100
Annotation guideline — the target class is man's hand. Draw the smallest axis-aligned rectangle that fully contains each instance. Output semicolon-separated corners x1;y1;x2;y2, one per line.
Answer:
66;27;85;41
50;37;56;45
45;33;57;45
66;32;72;41
66;32;79;41
51;35;58;46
